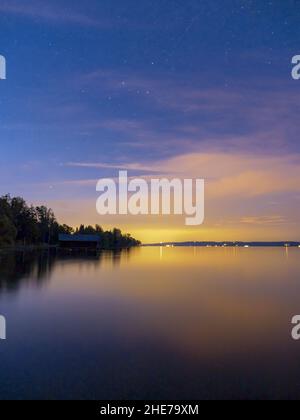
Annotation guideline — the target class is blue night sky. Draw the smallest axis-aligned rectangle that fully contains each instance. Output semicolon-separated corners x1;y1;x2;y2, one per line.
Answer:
0;0;300;242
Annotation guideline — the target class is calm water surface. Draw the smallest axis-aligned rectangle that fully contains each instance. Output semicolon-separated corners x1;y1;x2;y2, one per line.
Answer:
0;247;300;400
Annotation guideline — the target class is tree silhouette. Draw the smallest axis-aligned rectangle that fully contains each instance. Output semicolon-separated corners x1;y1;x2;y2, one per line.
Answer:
0;194;140;249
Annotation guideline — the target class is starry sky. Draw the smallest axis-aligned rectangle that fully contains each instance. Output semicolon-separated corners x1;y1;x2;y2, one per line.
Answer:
0;0;300;242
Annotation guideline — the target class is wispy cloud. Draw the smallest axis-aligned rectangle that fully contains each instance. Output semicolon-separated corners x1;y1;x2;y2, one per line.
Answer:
0;0;156;29
20;149;300;241
66;161;165;173
75;68;300;156
0;0;103;27
64;151;300;198
240;216;288;225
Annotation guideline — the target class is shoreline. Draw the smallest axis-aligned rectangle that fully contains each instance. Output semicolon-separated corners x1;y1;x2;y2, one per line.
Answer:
143;241;300;248
0;244;140;254
0;244;58;255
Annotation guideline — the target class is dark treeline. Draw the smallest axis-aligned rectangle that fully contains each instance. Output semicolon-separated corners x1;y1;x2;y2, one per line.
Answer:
0;195;141;249
73;224;141;249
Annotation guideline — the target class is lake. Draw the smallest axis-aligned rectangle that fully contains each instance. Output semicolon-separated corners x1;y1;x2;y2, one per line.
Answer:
0;246;299;400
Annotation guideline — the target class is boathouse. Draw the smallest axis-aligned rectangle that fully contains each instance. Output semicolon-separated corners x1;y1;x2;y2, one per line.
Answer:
58;234;101;250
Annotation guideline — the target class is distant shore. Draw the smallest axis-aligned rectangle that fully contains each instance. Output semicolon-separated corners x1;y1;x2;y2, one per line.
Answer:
143;241;300;247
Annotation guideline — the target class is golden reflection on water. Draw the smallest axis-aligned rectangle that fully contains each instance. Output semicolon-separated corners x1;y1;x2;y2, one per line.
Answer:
47;246;300;361
1;246;300;400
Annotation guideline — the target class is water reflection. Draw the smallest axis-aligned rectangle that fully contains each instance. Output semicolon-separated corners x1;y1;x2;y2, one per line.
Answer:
0;246;300;399
0;251;52;293
0;248;132;294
